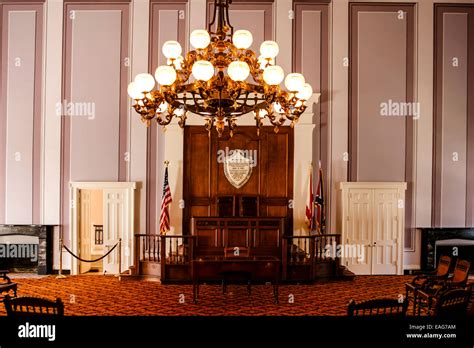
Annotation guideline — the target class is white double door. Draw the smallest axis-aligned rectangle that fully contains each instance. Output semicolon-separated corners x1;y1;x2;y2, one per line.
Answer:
345;188;402;275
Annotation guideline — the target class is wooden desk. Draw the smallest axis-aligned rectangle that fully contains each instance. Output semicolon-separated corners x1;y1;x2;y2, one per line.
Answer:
192;256;280;304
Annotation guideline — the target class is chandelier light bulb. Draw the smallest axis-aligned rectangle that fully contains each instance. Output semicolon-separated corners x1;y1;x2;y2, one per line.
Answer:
263;65;284;85
162;40;182;59
192;60;214;81
232;30;253;49
296;83;313;100
260;41;279;59
154;65;177;86
134;73;155;92
190;30;211;49
228;61;250;81
127;82;143;99
285;73;305;92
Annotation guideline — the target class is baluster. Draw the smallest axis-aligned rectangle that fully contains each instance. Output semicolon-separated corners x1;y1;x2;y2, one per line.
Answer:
304;238;308;262
168;238;172;264
175;238;179;264
152;235;156;261
155;236;161;262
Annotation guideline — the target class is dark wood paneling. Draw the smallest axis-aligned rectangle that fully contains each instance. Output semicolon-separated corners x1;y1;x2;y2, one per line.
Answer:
433;5;474;228
183;127;294;235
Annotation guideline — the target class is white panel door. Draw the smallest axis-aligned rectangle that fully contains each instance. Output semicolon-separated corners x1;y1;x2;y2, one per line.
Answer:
346;189;373;275
103;189;126;274
372;189;399;274
79;190;92;273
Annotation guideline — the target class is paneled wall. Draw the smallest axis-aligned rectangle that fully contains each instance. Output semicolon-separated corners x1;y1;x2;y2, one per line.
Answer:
433;5;474;228
0;2;43;224
293;1;330;229
2;0;474;271
61;2;130;238
348;3;415;248
147;0;188;234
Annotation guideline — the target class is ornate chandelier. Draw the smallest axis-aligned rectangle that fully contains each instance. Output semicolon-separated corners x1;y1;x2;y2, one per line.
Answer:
127;0;319;137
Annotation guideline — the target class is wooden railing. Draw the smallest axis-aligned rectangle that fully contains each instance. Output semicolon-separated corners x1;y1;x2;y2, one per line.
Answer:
160;235;194;265
282;234;341;279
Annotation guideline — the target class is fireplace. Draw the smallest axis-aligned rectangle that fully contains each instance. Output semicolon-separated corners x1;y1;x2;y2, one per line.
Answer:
420;228;474;271
0;225;54;274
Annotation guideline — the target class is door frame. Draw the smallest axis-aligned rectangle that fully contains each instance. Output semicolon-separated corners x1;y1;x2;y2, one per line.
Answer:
69;181;136;275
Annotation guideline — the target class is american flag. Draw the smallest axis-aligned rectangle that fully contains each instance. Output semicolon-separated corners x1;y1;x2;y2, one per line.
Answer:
160;166;172;234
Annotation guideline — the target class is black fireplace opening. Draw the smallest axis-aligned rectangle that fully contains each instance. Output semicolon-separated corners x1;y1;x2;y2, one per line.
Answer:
421;228;474;272
0;225;54;275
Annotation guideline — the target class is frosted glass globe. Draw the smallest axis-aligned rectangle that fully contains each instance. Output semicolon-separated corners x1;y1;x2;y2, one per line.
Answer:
192;60;214;81
228;61;250;81
154;66;177;86
260;41;279;59
134;73;155;92
233;30;253;49
263;65;284;85
127;82;143;99
162;41;182;59
296;83;313;100
285;73;305;92
190;30;211;49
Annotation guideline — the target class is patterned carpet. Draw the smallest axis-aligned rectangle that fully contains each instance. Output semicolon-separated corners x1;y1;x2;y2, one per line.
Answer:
0;274;429;316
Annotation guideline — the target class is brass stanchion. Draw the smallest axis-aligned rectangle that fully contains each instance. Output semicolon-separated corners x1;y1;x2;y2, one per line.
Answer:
116;238;122;280
56;237;66;279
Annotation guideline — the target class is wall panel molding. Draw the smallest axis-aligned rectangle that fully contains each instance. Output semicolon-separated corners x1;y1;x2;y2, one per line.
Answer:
293;0;329;231
349;3;415;248
433;4;474;228
60;2;130;240
147;0;188;234
0;3;43;224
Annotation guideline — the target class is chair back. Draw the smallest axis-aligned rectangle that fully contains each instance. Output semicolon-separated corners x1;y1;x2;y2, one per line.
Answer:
452;259;471;284
347;298;408;317
436;255;452;276
434;288;471;318
3;295;64;317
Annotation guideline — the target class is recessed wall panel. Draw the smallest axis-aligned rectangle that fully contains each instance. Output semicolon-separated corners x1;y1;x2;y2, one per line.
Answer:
0;4;43;225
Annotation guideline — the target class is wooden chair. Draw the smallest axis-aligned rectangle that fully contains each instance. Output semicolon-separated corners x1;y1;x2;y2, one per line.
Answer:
0;270;17;298
405;255;452;314
430;288;472;318
3;295;64;317
415;259;471;315
347;298;408;317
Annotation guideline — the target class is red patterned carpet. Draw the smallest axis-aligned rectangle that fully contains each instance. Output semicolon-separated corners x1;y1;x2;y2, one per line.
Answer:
0;275;426;316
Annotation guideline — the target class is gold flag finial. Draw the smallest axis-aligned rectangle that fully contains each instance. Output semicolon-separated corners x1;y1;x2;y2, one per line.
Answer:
164;160;170;167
